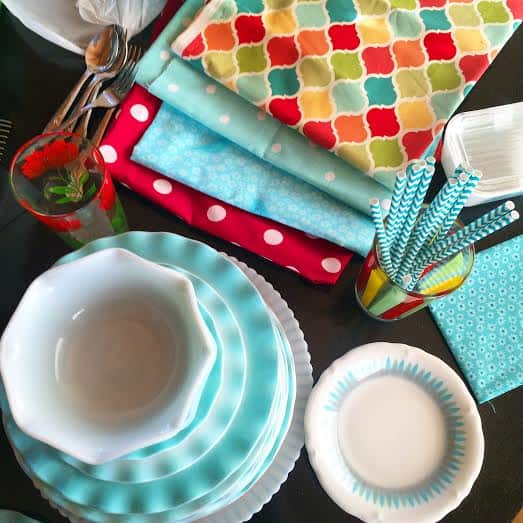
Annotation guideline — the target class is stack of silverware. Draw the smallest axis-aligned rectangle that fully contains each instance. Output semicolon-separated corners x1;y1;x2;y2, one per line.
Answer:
44;25;141;145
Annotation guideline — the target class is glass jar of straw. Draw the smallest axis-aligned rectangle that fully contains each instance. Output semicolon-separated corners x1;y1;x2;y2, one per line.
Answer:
355;218;475;321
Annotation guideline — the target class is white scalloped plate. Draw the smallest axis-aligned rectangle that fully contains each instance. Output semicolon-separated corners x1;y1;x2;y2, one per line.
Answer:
305;342;484;523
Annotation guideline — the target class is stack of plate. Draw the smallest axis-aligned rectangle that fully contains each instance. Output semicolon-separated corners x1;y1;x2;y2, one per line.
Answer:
0;231;313;523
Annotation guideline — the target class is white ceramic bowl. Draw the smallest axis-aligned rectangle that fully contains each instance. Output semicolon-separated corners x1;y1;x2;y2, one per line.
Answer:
0;248;217;464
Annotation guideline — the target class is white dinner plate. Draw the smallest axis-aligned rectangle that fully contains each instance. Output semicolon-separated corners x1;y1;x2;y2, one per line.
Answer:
305;342;484;523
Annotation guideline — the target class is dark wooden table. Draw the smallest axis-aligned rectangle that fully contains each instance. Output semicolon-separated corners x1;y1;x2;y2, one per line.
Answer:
0;9;522;523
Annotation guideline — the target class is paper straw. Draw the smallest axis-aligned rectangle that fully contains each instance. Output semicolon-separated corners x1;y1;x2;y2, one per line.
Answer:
425;156;436;167
420;275;465;295
385;171;407;245
391;164;425;271
396;175;456;280
417;210;519;270
356;250;377;293
436;170;482;240
368;284;410;317
418;252;464;291
360;267;389;307
424;201;515;262
369;198;394;277
381;298;426;320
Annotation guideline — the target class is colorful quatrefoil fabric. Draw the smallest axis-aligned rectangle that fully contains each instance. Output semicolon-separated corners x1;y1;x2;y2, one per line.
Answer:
172;0;522;181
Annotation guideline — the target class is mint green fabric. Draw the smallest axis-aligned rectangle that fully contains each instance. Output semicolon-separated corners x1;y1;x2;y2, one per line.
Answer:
430;235;523;403
136;0;392;216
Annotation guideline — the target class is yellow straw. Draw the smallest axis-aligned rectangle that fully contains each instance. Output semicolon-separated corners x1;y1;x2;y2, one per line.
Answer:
360;267;388;307
420;275;465;295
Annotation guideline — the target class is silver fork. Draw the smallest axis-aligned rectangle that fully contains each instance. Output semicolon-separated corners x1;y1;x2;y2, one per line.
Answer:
0;119;12;162
58;55;139;132
91;46;143;146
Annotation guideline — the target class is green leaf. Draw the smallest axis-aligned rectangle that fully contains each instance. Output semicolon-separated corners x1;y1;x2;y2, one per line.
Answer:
83;184;97;201
48;186;68;195
55;196;73;204
79;171;90;186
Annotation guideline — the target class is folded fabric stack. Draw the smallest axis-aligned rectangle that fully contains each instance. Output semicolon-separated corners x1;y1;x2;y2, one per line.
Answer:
100;0;359;285
101;85;355;284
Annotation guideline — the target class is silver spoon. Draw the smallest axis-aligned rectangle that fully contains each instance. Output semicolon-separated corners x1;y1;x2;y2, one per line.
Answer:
75;25;128;137
43;26;120;133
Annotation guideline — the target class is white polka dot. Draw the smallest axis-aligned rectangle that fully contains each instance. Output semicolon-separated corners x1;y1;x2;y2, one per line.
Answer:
321;257;342;274
160;50;170;61
324;171;336;182
99;145;117;164
153;179;173;195
130;104;149;122
206;84;217;94
219;114;230;124
271;143;282;153
206;205;227;222
381;198;392;211
308;140;318;148
286;266;299;273
257;111;266;121
263;229;284;245
168;83;179;93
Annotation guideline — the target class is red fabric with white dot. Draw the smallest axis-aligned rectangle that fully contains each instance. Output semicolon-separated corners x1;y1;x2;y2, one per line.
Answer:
98;0;353;284
100;85;353;284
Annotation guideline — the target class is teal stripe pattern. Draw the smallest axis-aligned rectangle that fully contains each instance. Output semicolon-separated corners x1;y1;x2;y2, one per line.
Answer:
391;164;424;272
323;357;466;509
436;170;481;240
370;198;394;277
386;171;407;246
397;175;458;280
419;210;519;268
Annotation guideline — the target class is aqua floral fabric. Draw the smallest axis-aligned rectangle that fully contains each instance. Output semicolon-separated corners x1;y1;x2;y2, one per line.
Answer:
132;103;377;255
430;235;523;403
136;0;394;203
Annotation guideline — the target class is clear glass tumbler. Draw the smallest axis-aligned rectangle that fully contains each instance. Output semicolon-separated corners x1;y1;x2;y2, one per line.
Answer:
10;132;127;248
355;232;475;321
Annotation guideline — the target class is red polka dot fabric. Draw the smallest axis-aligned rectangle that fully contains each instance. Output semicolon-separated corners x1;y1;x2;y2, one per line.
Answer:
101;83;353;284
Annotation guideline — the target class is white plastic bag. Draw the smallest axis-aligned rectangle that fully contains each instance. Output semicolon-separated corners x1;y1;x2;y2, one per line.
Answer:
4;0;104;54
76;0;167;37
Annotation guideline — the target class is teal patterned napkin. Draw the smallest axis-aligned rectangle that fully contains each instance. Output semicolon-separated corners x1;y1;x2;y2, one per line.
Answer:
430;235;523;403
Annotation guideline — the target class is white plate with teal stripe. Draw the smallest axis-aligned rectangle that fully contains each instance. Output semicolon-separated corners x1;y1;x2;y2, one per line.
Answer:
305;342;484;523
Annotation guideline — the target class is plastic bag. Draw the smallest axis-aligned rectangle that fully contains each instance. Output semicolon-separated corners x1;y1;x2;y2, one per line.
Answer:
76;0;167;37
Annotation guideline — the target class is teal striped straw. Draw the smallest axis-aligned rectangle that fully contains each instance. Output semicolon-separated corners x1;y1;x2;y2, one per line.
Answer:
423;200;515;263
369;197;394;277
385;171;407;245
397;175;461;279
436;170;482;240
414;210;519;274
391;163;425;273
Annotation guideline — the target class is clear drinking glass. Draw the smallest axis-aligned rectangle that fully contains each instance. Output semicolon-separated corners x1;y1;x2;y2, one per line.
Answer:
355;226;475;321
10;132;127;248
